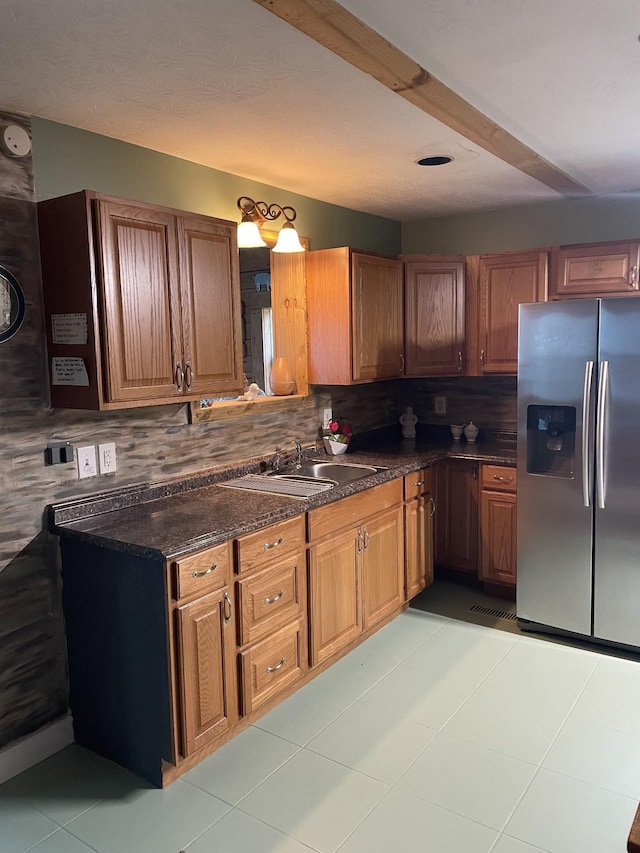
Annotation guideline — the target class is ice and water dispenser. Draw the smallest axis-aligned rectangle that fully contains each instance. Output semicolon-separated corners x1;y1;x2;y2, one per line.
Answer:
526;405;576;478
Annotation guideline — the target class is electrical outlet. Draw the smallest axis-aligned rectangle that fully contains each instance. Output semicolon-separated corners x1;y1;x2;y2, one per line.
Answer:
98;442;117;474
434;396;447;416
77;445;98;479
322;407;333;429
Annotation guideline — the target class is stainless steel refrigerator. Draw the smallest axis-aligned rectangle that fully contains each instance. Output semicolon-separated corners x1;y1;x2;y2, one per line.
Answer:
517;297;640;649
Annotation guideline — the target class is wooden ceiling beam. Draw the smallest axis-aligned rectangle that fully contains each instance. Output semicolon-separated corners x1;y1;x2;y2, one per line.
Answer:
252;0;590;197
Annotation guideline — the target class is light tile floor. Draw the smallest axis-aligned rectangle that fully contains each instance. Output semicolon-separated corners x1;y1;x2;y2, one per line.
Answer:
2;603;640;853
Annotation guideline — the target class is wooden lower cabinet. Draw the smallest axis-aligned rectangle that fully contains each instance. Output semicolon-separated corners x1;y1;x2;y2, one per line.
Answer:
308;479;404;666
175;588;238;756
404;467;436;599
479;464;517;586
235;515;308;713
308;529;362;665
436;459;479;574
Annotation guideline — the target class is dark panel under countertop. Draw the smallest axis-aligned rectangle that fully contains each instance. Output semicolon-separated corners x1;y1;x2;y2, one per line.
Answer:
48;433;516;561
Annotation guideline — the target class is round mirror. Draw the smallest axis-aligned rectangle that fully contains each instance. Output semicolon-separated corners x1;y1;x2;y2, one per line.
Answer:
0;265;25;343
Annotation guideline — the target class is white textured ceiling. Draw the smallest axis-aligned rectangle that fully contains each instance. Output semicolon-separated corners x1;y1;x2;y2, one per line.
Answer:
2;0;639;220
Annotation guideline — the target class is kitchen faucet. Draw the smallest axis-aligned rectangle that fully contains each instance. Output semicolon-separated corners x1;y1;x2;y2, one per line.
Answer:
271;441;303;471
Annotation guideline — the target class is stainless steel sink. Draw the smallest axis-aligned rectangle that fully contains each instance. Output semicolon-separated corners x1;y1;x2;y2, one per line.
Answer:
269;460;386;485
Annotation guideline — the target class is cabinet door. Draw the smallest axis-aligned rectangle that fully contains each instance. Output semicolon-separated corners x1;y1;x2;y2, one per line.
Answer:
96;200;183;402
479;490;517;585
404;257;465;376
405;495;435;599
550;241;640;298
177;216;243;396
436;460;479;574
478;250;547;373
176;589;237;756
362;506;404;629
351;253;403;381
308;529;361;666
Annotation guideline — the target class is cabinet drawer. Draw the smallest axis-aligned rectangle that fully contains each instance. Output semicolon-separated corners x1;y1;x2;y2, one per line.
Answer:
236;515;305;574
481;465;517;493
236;557;305;647
403;466;434;501
173;542;231;600
239;619;306;714
308;479;402;541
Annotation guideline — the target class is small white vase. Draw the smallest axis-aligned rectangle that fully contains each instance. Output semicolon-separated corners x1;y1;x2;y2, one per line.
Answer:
463;421;479;442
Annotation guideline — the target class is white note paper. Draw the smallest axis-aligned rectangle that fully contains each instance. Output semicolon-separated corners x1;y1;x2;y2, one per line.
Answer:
51;313;88;345
52;357;89;386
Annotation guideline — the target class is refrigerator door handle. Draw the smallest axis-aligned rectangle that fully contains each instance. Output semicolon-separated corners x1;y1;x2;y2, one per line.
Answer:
582;360;594;507
596;360;609;509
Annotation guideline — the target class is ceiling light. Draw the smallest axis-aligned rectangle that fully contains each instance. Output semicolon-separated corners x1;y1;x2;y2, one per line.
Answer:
417;155;453;167
236;196;305;253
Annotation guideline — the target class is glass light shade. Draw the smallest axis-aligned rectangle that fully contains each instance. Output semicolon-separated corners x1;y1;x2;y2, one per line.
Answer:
237;216;267;248
272;222;305;253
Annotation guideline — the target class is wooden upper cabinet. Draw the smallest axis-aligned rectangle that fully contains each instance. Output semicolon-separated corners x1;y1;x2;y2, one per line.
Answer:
403;255;465;376
550;240;640;299
97;200;183;402
306;247;403;384
177;216;242;396
38;190;242;409
478;250;548;373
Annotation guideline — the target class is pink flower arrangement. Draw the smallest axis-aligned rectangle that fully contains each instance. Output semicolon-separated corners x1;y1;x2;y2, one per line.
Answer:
326;417;352;444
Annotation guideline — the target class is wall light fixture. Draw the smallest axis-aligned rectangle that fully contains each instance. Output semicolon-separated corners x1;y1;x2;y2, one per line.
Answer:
236;196;305;253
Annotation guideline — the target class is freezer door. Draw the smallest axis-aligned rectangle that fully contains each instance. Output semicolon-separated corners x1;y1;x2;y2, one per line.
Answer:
517;300;598;635
593;298;640;646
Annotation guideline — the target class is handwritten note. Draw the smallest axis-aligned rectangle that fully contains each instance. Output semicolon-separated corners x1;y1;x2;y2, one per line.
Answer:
52;357;89;386
51;313;88;345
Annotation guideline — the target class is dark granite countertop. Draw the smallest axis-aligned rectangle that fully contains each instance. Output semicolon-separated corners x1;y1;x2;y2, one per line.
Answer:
48;430;516;562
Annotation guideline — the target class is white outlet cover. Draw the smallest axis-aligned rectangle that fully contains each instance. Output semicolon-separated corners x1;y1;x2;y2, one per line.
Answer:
77;445;98;479
98;442;117;474
323;407;333;429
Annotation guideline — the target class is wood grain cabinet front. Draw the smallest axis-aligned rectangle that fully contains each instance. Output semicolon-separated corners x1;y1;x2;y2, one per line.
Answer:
479;464;517;587
175;586;238;757
403;256;466;376
234;515;308;714
38;190;242;409
306;247;403;384
550;240;640;299
476;250;548;373
307;479;404;666
436;459;479;574
404;466;436;600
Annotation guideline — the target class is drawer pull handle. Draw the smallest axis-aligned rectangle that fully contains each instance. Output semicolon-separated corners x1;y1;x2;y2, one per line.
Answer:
264;590;284;605
223;592;232;624
429;496;436;517
363;527;370;549
192;563;217;579
414;479;425;487
266;657;285;673
263;537;284;550
492;475;514;483
630;266;638;286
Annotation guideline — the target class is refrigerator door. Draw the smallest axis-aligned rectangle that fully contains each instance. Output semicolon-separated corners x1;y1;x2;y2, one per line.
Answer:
517;300;598;635
593;298;640;646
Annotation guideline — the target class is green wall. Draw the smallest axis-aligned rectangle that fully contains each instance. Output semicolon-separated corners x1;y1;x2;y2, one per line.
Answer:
402;193;640;256
31;118;401;255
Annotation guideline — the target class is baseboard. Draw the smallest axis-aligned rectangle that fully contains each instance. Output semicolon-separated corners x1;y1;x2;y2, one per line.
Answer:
0;715;74;785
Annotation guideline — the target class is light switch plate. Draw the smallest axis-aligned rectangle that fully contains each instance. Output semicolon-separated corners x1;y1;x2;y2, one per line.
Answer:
323;407;333;429
434;396;447;415
77;445;98;479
